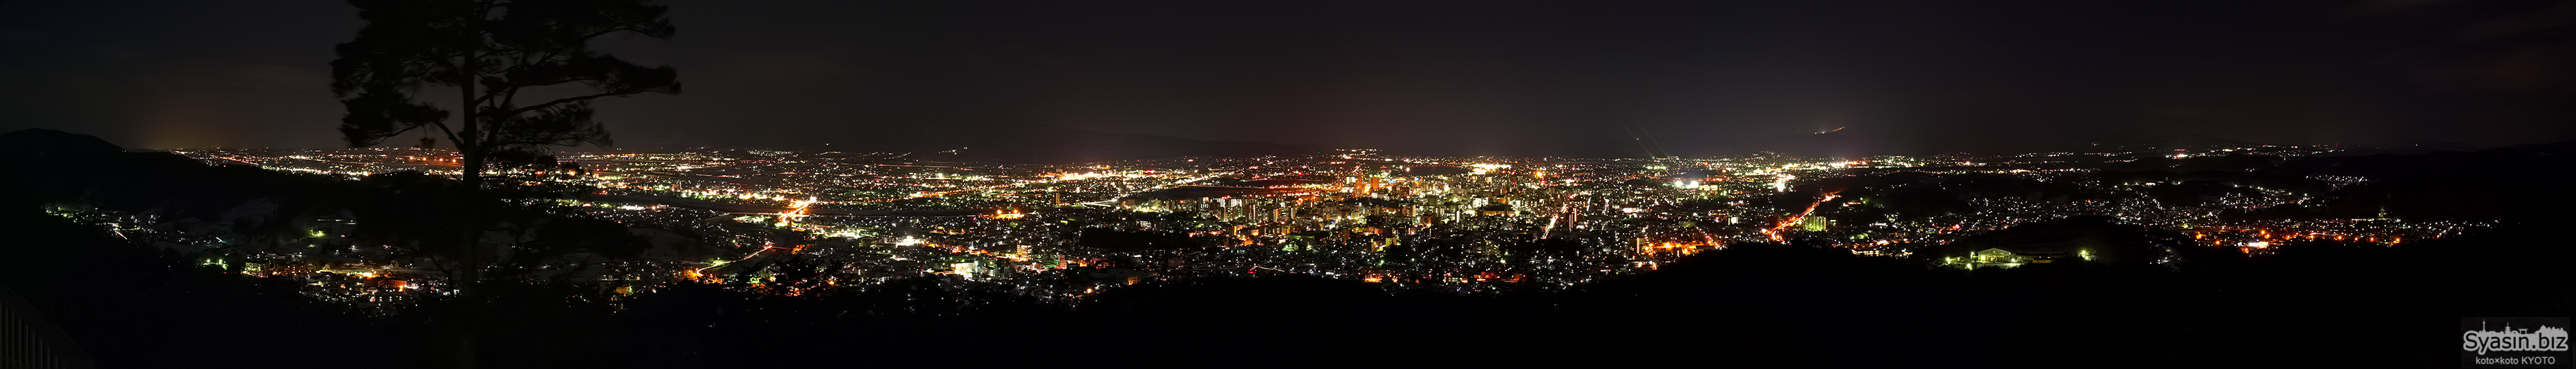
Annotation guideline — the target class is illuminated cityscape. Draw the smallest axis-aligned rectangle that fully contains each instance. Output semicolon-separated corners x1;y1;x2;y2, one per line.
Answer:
5;0;2572;367
111;144;2486;310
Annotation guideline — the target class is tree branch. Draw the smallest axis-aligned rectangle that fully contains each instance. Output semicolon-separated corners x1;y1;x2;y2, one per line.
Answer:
511;90;631;115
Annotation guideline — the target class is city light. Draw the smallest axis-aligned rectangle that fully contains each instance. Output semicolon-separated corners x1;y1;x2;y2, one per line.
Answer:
117;143;2478;309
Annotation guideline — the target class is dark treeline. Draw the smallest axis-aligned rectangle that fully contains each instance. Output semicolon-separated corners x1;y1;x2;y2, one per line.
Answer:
3;128;2569;368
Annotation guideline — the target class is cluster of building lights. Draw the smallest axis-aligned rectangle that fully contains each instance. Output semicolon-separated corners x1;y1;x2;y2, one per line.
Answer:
110;144;2477;308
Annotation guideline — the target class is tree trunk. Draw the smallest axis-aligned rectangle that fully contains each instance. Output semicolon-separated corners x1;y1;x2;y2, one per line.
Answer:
455;33;486;287
453;30;486;369
459;45;482;191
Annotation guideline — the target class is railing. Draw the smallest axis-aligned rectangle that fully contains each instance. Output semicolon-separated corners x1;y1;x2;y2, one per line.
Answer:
0;284;94;369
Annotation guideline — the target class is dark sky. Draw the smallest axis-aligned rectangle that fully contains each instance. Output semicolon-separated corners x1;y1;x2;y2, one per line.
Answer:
3;0;2571;156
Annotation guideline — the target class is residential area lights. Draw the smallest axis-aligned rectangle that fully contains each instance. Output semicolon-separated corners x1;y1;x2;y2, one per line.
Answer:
109;144;2473;310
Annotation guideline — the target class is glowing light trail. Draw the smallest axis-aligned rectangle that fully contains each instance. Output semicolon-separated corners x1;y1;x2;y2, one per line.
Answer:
1765;191;1838;242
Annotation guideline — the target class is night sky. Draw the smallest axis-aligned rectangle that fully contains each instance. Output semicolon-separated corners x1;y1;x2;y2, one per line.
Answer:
3;0;2571;157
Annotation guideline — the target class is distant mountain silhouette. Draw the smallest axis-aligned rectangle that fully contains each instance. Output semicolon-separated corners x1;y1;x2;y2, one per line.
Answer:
1;128;147;204
0;128;128;161
1729;127;2266;157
